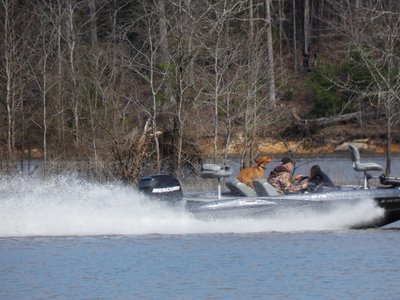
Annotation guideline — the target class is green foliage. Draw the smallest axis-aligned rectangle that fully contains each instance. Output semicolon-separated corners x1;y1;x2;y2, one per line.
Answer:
155;90;168;106
159;63;177;87
305;55;383;118
345;51;374;88
156;63;180;106
279;83;294;102
346;49;400;90
305;64;343;117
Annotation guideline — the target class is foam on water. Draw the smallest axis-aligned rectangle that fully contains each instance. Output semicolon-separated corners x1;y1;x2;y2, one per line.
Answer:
0;175;384;237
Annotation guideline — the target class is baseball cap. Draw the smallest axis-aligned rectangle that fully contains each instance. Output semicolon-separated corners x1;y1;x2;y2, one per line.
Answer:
281;156;295;165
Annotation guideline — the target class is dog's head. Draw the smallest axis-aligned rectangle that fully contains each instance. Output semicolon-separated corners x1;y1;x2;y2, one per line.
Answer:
254;156;273;167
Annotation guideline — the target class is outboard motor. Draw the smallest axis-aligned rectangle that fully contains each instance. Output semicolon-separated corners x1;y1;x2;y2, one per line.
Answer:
138;174;183;203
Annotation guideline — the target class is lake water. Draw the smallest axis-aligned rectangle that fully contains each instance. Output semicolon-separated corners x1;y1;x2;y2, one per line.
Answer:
1;155;400;299
1;230;400;300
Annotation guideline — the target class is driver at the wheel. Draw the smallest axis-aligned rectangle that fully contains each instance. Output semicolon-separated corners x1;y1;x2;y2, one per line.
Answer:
267;157;309;194
308;164;335;191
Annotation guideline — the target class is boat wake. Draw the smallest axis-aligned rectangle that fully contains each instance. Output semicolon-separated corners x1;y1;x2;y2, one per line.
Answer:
0;175;384;237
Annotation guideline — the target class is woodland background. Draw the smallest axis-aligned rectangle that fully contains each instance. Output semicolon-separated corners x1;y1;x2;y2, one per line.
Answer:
1;0;400;182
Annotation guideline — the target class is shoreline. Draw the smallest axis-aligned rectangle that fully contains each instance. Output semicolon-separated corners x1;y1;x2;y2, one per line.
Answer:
200;138;400;157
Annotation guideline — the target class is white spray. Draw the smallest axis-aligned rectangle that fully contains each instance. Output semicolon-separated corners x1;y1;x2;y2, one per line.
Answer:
0;175;384;237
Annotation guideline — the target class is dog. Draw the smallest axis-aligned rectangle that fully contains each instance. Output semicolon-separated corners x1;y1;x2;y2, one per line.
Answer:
237;156;274;189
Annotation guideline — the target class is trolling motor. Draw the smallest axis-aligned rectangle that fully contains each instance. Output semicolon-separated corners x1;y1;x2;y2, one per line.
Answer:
138;174;183;203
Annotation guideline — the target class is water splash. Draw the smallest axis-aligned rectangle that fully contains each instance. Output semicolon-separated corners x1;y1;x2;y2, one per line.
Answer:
0;175;384;237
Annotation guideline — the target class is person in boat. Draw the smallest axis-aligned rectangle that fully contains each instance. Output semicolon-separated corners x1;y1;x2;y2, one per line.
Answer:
267;157;309;194
308;164;335;191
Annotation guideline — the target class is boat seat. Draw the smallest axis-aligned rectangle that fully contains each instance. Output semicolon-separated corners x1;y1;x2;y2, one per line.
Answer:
200;164;232;179
348;144;383;188
225;178;257;197
200;164;233;200
253;178;279;196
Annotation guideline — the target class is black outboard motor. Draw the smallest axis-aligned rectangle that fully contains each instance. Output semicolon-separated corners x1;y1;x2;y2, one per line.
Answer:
138;174;183;203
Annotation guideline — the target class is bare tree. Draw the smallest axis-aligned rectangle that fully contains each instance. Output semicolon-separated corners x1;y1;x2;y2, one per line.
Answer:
196;1;247;163
30;5;59;174
65;0;80;147
2;0;14;168
167;0;194;174
121;1;172;173
55;0;66;152
1;0;20;170
326;0;400;175
0;0;31;170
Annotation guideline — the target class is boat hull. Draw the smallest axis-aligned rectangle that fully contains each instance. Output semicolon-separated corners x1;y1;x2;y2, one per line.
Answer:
138;173;400;229
185;187;400;229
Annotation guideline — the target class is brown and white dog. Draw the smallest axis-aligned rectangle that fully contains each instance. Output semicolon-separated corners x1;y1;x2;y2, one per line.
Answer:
237;156;274;189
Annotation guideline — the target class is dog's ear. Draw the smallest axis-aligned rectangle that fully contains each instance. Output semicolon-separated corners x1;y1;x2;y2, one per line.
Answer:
254;157;262;164
266;156;274;163
258;156;273;165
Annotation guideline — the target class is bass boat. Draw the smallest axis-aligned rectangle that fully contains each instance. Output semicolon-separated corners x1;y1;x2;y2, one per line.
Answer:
138;145;400;229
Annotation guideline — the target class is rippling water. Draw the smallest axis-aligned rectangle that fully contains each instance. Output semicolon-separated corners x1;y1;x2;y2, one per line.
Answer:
1;157;400;299
1;230;400;299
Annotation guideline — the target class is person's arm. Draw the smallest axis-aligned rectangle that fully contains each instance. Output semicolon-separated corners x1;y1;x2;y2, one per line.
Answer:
280;172;296;194
294;174;306;181
286;173;309;193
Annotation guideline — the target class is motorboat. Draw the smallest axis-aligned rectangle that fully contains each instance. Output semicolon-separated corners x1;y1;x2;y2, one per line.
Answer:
138;145;400;229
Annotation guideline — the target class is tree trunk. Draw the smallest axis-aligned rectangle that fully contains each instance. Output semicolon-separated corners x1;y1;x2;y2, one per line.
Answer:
57;2;65;154
249;0;254;40
157;0;169;64
278;0;284;68
293;0;297;72
88;0;97;50
41;37;49;175
66;0;79;147
148;27;161;173
265;0;276;108
88;0;99;167
3;0;15;170
315;0;324;61
386;98;392;176
303;0;310;71
172;56;184;175
213;53;219;163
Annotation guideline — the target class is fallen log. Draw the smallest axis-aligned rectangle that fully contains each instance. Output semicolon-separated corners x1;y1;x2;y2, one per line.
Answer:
292;109;361;127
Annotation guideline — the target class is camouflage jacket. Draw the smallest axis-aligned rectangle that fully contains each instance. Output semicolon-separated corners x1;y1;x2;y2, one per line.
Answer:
267;165;305;194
